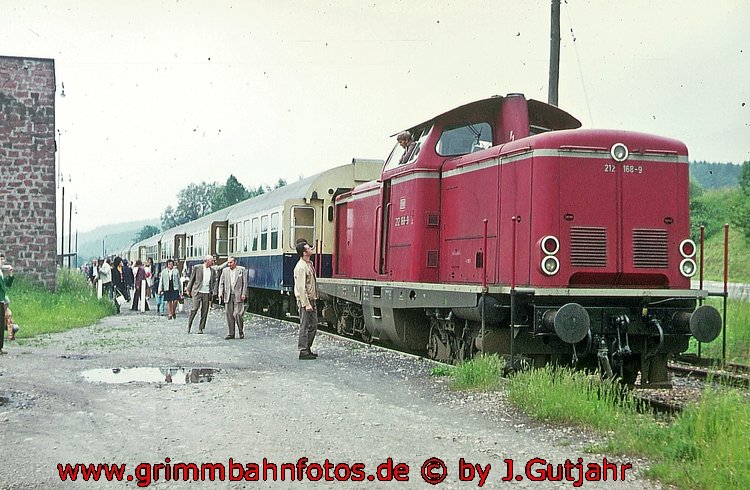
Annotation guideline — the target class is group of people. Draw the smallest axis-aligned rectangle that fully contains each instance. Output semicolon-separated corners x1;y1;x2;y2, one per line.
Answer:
79;239;320;361
184;254;247;339
179;238;320;362
85;256;162;314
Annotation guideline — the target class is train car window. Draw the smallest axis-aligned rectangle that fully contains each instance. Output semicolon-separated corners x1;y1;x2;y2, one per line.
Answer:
436;122;492;156
216;226;228;256
227;224;235;253
242;220;249;252
261;215;269;251
292;206;316;248
177;236;185;259
270;212;280;249
327;205;334;222
251;218;259;252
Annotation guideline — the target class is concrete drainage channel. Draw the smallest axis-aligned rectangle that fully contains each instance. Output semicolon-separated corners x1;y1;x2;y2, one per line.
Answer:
80;367;219;384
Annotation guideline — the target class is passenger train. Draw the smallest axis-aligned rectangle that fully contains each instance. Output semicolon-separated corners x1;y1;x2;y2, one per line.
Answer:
119;94;721;385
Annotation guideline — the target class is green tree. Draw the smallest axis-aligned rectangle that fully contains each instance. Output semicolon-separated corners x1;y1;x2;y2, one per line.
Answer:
161;182;218;229
211;175;250;211
689;179;706;241
248;185;266;198
161;205;178;230
737;160;750;239
740;160;750;192
133;225;161;242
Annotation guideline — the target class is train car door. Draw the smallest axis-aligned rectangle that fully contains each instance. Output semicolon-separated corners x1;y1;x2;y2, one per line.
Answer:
375;181;391;275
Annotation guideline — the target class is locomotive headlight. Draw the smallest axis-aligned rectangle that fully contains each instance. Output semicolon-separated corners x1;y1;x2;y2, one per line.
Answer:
679;239;696;258
541;255;560;276
610;143;629;162
680;258;697;277
540;235;560;255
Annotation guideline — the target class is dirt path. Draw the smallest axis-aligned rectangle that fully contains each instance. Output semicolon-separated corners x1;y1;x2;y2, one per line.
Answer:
1;306;660;489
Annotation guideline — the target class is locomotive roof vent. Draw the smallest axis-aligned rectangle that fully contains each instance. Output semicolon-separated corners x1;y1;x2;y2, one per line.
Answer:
610;143;629;162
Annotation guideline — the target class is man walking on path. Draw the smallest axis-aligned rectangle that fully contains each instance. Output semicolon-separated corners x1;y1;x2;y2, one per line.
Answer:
186;255;216;334
293;241;318;360
218;256;247;339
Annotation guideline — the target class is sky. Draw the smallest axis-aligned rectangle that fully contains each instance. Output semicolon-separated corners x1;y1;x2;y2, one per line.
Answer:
2;0;749;235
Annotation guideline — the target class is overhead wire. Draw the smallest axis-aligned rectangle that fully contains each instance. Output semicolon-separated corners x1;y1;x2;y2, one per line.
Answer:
564;1;594;127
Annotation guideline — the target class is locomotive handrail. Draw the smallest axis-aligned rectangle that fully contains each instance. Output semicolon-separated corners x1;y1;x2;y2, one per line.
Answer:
373;205;382;274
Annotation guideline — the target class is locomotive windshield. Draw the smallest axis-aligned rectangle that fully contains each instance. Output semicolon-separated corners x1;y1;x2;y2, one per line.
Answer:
436;122;492;156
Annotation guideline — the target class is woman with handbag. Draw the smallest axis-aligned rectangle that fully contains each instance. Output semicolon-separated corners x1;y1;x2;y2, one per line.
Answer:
158;259;182;320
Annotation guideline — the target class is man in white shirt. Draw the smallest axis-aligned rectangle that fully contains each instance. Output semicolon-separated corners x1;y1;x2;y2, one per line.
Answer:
185;255;216;334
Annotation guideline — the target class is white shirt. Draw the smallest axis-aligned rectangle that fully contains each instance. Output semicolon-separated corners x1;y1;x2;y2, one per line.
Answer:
199;266;212;293
229;268;237;287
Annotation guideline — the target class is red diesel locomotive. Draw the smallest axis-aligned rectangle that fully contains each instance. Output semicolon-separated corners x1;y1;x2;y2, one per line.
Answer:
318;94;721;385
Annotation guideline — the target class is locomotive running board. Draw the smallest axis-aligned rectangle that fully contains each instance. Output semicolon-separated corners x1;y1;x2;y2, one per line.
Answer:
318;277;710;302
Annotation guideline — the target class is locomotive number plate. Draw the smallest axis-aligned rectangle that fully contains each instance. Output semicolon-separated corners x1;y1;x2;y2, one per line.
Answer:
603;164;644;174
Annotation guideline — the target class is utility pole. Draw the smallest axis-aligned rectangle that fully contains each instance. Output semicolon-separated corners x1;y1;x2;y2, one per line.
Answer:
67;201;73;268
548;0;561;106
61;185;65;266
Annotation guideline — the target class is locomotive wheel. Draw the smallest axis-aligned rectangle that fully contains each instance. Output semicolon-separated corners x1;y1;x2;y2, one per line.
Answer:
427;328;439;360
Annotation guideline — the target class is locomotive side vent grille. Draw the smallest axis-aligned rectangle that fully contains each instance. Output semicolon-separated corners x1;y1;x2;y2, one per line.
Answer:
427;250;439;268
633;228;668;268
570;227;607;267
426;212;440;228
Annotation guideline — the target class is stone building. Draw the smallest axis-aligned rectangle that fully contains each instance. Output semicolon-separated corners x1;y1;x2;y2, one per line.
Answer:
0;56;57;290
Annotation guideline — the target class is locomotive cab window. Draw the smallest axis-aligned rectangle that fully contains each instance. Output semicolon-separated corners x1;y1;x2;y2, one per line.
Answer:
436;122;492;156
291;206;316;249
383;125;432;172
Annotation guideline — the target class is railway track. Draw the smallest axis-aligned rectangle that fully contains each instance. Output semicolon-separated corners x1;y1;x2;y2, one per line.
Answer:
675;353;750;373
258;311;736;418
668;362;750;389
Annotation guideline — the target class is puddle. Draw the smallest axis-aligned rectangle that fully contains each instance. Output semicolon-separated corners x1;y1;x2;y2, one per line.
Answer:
81;367;218;384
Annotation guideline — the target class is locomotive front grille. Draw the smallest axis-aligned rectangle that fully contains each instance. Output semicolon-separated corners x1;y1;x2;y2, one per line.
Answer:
632;228;668;268
570;226;607;267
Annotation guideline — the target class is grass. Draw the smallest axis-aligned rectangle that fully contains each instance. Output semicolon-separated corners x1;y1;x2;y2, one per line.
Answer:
700;228;750;283
430;364;455;377
688;297;750;365
505;366;750;490
448;354;504;390
9;269;114;340
506;365;638;430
